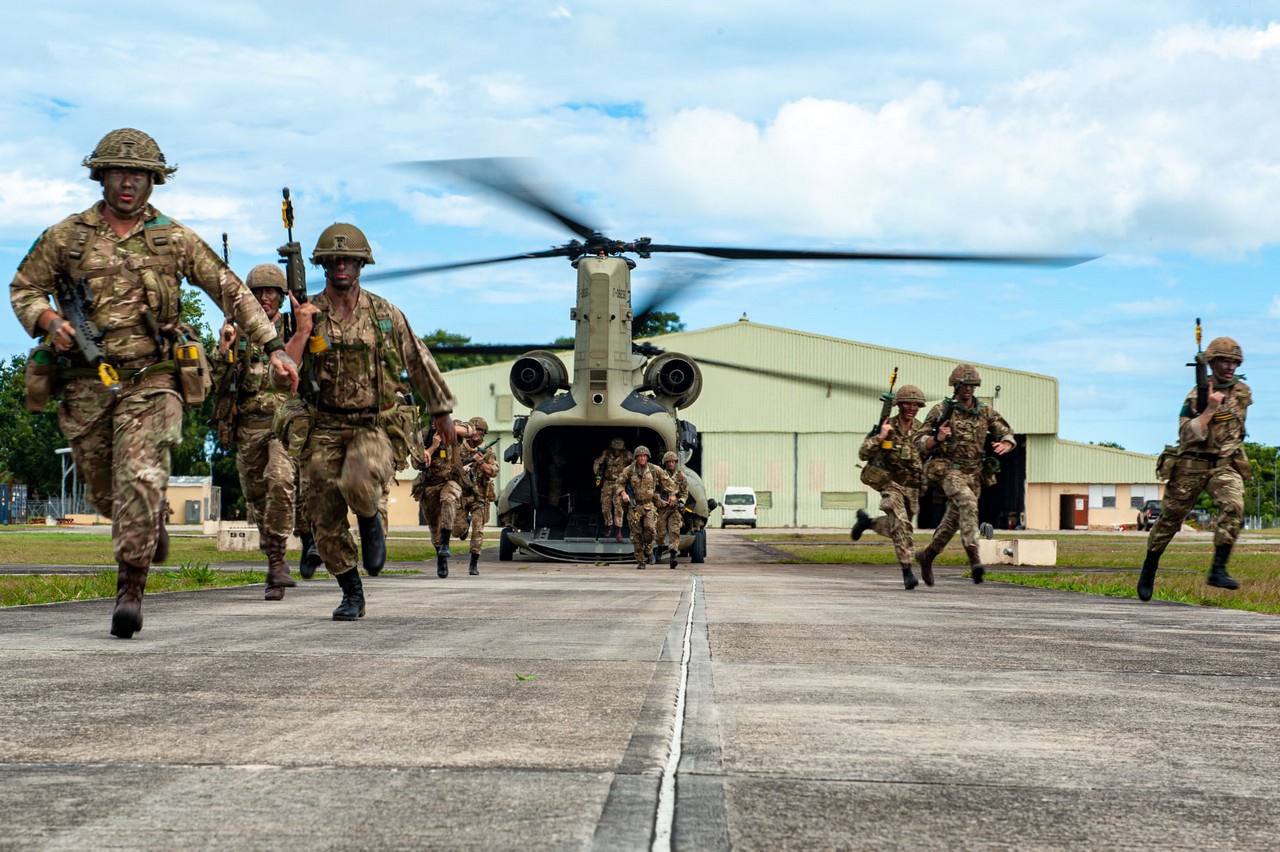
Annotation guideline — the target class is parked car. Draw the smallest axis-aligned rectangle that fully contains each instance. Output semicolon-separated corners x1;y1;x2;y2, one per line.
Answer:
1136;500;1162;531
721;486;758;528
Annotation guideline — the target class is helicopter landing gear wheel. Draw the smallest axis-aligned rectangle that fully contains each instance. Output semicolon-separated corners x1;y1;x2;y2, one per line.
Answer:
499;528;515;562
690;528;706;564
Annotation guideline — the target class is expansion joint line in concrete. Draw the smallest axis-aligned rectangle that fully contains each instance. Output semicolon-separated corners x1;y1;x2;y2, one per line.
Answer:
652;575;697;851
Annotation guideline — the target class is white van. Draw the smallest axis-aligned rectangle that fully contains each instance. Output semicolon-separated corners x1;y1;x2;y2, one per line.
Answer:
721;486;758;528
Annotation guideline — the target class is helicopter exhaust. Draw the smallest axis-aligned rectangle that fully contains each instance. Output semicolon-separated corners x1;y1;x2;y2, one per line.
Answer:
509;349;570;408
644;352;703;410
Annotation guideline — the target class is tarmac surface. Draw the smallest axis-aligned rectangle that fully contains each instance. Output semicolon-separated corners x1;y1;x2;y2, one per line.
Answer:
2;530;1279;850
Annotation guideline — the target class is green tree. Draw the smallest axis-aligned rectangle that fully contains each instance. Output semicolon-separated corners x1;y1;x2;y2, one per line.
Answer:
0;354;65;499
1090;440;1126;451
422;329;515;371
633;311;685;338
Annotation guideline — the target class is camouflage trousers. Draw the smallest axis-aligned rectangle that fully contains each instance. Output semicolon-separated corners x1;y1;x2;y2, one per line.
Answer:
304;417;394;575
1147;460;1243;553
870;481;920;566
455;501;489;555
419;480;463;549
928;469;982;554
236;424;297;546
600;478;625;527
657;506;683;552
59;376;182;567
628;503;660;563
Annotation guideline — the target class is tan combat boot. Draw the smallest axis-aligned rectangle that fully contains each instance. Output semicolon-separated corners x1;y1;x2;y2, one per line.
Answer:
264;535;294;600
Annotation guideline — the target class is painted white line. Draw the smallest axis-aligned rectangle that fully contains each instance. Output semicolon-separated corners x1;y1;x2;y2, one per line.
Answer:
652;575;697;851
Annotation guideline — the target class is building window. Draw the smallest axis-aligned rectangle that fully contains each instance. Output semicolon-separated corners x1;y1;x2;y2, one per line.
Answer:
1130;483;1159;508
756;491;773;509
497;395;513;422
1088;484;1116;509
821;492;868;510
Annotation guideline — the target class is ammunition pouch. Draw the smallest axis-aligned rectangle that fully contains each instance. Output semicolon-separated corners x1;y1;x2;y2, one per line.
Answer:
981;456;1001;488
923;457;948;488
274;396;314;459
173;325;212;405
24;344;59;412
1231;448;1252;481
1155;445;1179;481
859;461;894;491
380;403;422;471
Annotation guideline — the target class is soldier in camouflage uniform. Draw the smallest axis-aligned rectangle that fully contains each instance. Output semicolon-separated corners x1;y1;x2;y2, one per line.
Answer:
851;384;928;589
9;128;298;639
412;421;469;579
656;451;689;569
1138;337;1250;601
617;445;677;570
456;416;498;576
592;438;631;542
915;365;1015;584
212;263;301;600
286;223;455;620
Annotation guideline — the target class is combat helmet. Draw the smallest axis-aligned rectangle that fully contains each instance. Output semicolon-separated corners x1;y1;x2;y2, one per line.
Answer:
609;437;625;450
468;416;489;433
83;128;177;184
245;263;287;294
895;384;926;406
662;451;679;464
633;445;651;458
948;364;982;388
1205;336;1243;364
311;223;376;265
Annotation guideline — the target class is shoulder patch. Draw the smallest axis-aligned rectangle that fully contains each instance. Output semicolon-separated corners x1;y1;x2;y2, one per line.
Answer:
145;215;173;228
1179;402;1194;418
379;318;393;333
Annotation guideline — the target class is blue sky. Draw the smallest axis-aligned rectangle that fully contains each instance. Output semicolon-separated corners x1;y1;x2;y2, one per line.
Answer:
2;2;1278;455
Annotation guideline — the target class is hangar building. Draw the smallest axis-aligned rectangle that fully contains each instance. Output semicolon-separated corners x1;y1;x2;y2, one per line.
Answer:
394;321;1162;531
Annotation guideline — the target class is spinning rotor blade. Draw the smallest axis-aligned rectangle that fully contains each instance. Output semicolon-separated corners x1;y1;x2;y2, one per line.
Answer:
643;244;1097;268
694;357;890;398
364;248;567;282
398;158;599;242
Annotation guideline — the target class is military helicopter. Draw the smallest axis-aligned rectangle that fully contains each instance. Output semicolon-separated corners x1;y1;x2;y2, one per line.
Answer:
366;159;1093;563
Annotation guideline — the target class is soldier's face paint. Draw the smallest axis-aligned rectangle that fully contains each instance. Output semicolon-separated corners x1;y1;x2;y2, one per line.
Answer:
955;384;976;403
323;256;364;291
1211;358;1238;383
899;402;921;418
252;288;283;319
100;168;154;219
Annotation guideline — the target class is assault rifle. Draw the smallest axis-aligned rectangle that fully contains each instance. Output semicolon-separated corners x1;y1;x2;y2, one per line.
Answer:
53;276;120;395
868;365;898;437
1188;316;1208;416
277;187;323;393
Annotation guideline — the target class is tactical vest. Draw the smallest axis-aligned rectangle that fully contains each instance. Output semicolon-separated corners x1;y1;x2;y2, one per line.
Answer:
303;291;406;412
61;214;182;334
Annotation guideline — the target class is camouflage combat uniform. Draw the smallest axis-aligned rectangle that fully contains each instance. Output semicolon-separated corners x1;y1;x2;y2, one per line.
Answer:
211;313;296;567
10;202;282;571
656;463;689;567
301;289;454;579
858;413;926;569
457;437;498;558
413;438;464;553
616;458;677;567
593;443;631;531
917;395;1015;575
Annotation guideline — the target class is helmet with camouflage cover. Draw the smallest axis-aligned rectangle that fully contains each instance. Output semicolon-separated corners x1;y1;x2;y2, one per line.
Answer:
311;223;376;265
895;384;926;406
1205;336;1243;364
633;445;651;458
83;128;177;185
245;263;287;294
948;364;982;388
468;416;489;433
609;437;626;450
662;451;678;464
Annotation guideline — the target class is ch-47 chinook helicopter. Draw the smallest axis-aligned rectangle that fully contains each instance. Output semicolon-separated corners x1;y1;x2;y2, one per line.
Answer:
366;159;1094;564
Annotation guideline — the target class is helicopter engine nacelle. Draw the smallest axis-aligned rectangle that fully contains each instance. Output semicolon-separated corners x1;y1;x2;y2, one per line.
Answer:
644;352;702;410
509;350;570;409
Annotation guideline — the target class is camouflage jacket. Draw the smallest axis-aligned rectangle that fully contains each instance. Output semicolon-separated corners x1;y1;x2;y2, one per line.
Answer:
461;440;498;503
592;447;631;481
419;439;463;486
919;398;1016;468
659;468;689;512
211;313;290;423
305;288;455;416
10;202;280;370
859;415;925;483
1176;380;1251;456
616;462;677;509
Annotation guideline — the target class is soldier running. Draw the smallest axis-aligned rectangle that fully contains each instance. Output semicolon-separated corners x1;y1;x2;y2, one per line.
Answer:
412;422;468;578
1138;337;1250;601
657;451;689;569
456;416;497;575
593;437;631;542
617;445;677;570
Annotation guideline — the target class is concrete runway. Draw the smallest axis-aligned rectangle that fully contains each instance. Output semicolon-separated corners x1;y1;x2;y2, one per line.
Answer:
2;530;1278;850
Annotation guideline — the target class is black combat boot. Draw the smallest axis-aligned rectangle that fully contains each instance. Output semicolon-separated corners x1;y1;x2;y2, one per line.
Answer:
110;561;149;639
1137;550;1160;601
669;547;678;569
298;531;322;580
437;529;451;578
1207;544;1240;590
358;514;386;576
915;546;937;587
901;564;919;590
851;509;873;541
264;534;295;601
615;524;625;543
469;552;480;576
153;522;170;564
964;544;985;584
332;568;366;621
